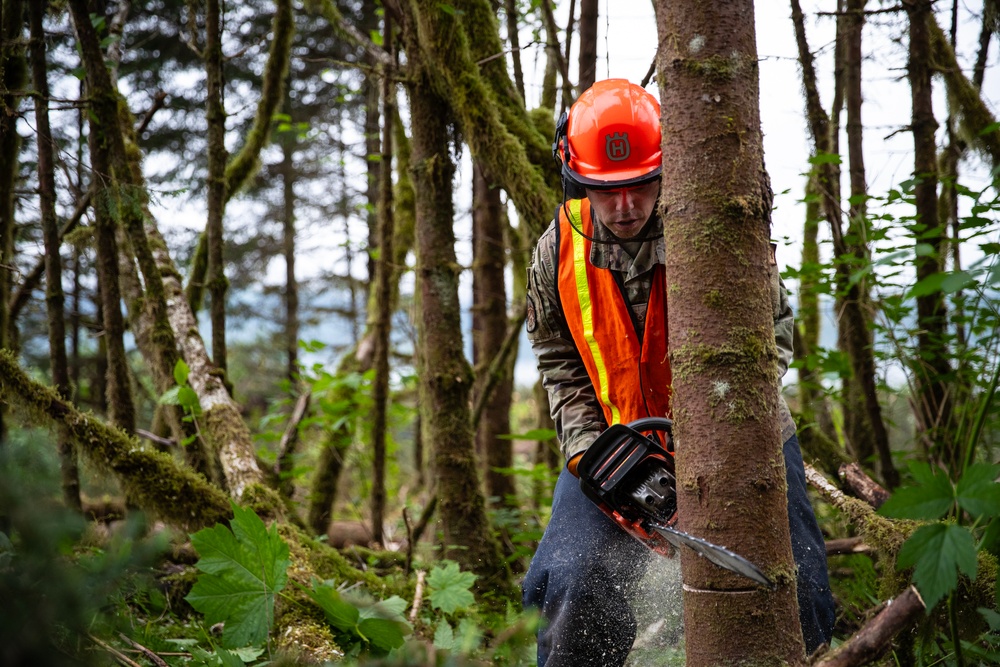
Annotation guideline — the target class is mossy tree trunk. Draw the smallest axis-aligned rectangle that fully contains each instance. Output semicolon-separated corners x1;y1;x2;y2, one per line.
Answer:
205;0;230;377
29;0;81;512
906;0;956;469
654;1;806;663
401;4;512;601
471;161;515;509
0;0;26;444
68;0;268;498
402;0;559;242
87;98;136;435
369;23;396;546
790;0;897;488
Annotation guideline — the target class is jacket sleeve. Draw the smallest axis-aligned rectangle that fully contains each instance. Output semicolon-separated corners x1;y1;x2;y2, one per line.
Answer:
770;243;794;379
526;225;606;461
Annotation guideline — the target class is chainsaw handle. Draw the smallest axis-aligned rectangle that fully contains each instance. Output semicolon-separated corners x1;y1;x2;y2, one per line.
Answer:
623;417;673;433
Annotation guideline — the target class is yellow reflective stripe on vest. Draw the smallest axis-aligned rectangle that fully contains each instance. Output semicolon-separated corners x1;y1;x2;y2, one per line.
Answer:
567;199;622;426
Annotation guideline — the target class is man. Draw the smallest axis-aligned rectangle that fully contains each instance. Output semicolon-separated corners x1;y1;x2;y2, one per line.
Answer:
522;79;835;666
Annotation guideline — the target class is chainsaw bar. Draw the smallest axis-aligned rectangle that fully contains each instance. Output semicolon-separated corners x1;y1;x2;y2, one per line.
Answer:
649;522;775;590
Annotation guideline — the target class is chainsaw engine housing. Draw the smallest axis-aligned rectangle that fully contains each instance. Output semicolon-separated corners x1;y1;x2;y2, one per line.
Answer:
577;418;677;555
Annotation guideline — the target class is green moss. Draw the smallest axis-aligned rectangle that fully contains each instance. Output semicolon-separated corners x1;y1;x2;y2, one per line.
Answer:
671;326;777;425
703;289;725;309
240;483;286;521
682;52;747;82
273;604;344;663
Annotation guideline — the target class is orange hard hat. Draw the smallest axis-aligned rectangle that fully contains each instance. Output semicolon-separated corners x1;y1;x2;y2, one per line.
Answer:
554;79;662;189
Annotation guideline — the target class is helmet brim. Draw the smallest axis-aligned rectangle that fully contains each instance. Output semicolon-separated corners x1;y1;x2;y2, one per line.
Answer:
563;164;662;190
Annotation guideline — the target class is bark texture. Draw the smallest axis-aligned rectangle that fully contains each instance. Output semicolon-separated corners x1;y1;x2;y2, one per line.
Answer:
0;2;25;432
655;1;805;663
205;0;230;375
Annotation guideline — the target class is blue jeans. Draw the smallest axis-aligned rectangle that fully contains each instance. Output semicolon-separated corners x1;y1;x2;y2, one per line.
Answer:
522;434;835;666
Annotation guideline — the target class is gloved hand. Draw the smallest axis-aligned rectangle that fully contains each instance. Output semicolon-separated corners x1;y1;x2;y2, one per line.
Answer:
567;452;584;477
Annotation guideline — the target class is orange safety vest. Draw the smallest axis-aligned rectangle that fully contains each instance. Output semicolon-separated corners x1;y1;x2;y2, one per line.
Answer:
556;198;672;427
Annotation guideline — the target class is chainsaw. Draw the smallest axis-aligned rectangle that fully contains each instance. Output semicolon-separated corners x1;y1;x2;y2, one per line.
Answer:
577;417;775;589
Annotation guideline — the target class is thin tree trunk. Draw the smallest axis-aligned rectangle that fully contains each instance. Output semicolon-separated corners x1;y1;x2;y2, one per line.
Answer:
655;1;806;662
845;0;869;279
89;115;136;434
205;0;229;377
184;0;294;314
559;0;576;115
972;1;996;90
906;0;955;468
281;121;299;388
503;0;525;102
472;162;515;507
577;0;598;93
364;77;380;299
402;2;512;601
840;0;877;466
29;0;81;512
790;0;897;488
370;23;396;546
795;174;841;472
306;104;417;537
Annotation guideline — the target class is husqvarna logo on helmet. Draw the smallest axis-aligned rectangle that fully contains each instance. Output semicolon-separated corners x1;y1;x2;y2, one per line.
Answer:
606;132;631;161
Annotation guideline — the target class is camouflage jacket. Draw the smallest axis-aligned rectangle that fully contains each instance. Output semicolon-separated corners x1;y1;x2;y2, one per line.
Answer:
526;208;797;461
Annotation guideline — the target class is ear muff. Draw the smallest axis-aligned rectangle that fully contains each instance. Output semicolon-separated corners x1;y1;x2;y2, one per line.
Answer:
553;110;587;200
552;111;569;167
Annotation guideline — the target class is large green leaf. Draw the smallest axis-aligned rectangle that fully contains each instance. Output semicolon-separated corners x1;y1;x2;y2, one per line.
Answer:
185;503;290;648
879;463;954;520
303;581;409;654
302;581;360;631
897;523;978;611
357;617;406;652
956;464;1000;518
427;561;477;614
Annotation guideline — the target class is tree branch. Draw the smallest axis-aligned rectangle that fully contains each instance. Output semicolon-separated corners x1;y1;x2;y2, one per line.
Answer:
813;586;925;667
0;350;232;531
839;462;890;509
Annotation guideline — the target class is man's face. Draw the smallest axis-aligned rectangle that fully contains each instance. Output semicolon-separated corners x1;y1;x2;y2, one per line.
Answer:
585;180;661;239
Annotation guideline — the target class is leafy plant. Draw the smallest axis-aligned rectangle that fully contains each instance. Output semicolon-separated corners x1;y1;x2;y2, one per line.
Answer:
880;462;1000;611
427;561;477;615
302;579;410;656
185;502;290;648
159;359;204;446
